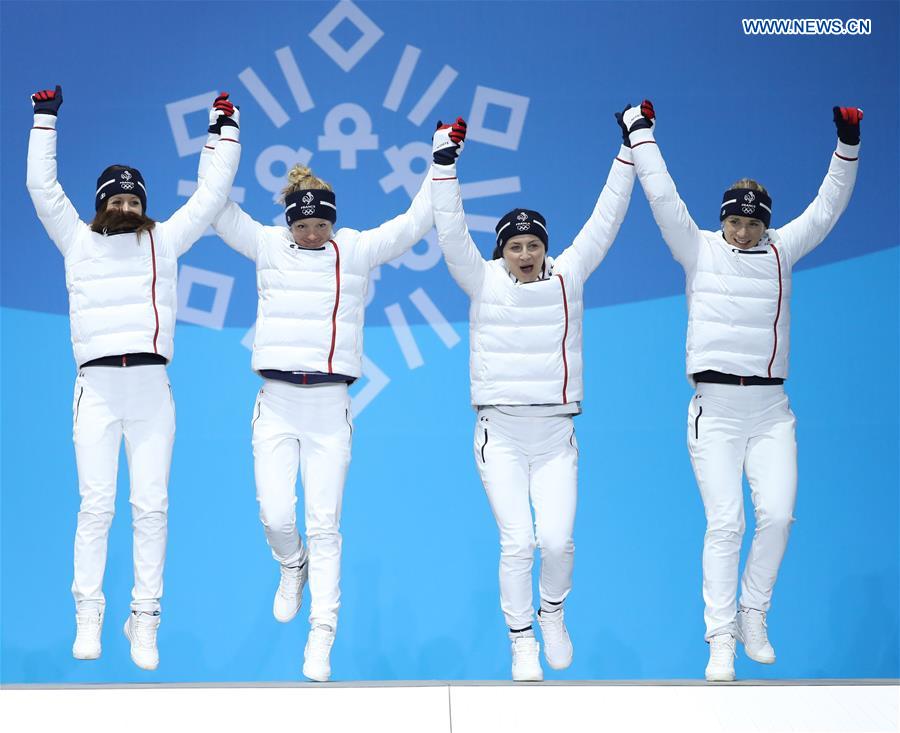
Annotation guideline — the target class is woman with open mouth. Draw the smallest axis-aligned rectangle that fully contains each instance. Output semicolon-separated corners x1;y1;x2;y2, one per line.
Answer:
621;100;861;682
430;116;635;680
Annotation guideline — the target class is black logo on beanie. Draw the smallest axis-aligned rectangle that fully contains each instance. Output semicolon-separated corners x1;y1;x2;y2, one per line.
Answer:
95;165;147;212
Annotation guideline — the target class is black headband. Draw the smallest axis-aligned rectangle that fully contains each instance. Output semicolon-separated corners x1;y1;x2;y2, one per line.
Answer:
720;188;772;228
285;189;337;225
95;165;147;212
492;208;549;259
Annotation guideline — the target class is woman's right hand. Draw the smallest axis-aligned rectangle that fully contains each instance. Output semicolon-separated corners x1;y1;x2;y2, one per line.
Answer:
32;85;63;116
433;117;467;165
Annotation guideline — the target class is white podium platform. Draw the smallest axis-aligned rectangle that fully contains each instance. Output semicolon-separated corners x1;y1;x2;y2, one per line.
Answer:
2;680;897;733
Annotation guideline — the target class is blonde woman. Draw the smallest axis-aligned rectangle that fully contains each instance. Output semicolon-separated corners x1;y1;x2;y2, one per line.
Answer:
198;120;464;680
621;100;861;681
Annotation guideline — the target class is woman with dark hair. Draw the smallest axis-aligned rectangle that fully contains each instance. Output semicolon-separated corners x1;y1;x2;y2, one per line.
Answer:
197;117;465;681
27;87;241;671
431;118;635;680
621;100;861;681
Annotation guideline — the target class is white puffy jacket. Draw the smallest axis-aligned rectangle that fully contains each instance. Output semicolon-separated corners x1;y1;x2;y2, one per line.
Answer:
629;126;859;381
204;138;434;378
432;147;635;406
26;113;241;367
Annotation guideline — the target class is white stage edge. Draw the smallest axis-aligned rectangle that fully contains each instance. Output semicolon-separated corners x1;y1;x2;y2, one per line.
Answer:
1;681;897;733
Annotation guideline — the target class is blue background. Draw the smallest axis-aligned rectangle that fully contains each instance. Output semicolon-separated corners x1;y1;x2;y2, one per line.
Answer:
1;0;897;682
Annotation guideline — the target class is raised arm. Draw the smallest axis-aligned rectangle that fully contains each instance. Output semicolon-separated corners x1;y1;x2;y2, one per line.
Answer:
554;137;636;283
162;93;242;257
625;101;701;271
775;107;861;263
26;85;84;256
195;95;263;261
430;119;486;298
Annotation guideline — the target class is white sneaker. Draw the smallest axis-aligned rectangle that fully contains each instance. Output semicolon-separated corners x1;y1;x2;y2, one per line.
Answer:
73;607;103;660
705;633;736;682
736;607;776;664
537;608;573;670
123;612;160;671
303;625;335;682
510;634;543;682
273;561;308;623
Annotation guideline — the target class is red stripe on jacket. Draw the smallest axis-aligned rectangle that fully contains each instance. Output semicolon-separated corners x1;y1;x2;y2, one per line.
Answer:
327;239;341;373
556;274;570;403
149;230;160;354
767;243;783;378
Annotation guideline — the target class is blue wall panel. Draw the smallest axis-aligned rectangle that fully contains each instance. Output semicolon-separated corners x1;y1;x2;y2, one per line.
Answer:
1;0;897;682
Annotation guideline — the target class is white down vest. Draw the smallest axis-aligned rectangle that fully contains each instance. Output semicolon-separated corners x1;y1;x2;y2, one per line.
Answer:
629;127;859;380
210;161;434;378
26;113;241;367
432;148;635;406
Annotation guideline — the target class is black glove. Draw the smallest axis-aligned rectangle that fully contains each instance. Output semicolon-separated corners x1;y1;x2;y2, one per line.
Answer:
615;105;633;147
833;106;863;146
208;92;239;134
433;117;467;165
32;85;63;116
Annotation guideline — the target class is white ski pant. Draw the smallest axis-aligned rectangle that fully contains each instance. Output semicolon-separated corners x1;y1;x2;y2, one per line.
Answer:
251;380;352;630
71;365;175;615
687;382;797;640
474;408;578;630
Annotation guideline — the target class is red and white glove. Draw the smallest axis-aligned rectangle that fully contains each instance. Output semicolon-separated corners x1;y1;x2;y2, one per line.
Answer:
622;99;655;134
208;92;239;134
32;85;63;116
433;117;467;165
833;106;863;146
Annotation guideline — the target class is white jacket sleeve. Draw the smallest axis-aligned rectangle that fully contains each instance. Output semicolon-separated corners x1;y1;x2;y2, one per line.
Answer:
554;146;636;283
431;162;486;298
26;113;85;256
211;200;264;262
773;140;859;263
159;127;241;257
630;127;701;271
358;171;434;269
197;131;262;262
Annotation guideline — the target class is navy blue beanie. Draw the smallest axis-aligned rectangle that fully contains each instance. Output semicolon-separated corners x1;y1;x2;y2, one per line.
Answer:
492;208;548;259
285;189;337;225
720;188;772;228
95;165;147;212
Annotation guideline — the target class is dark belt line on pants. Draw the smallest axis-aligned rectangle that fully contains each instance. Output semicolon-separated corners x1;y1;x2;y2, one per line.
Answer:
80;353;168;369
693;370;784;386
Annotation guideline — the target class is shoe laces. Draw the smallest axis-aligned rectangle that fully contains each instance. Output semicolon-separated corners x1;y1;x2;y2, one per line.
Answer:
307;626;334;656
539;610;567;644
709;634;735;664
131;614;159;649
76;611;102;635
278;564;304;599
513;635;539;656
740;609;769;646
